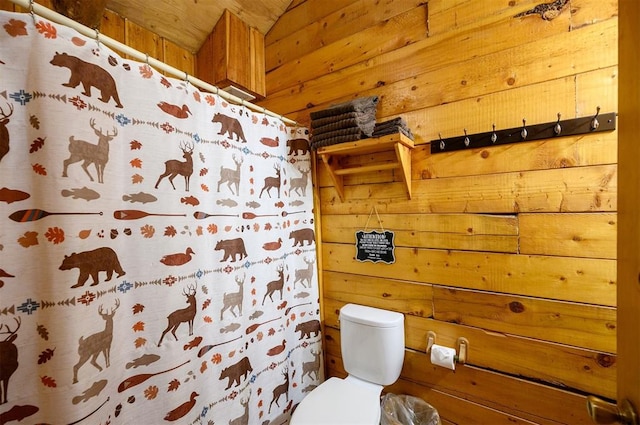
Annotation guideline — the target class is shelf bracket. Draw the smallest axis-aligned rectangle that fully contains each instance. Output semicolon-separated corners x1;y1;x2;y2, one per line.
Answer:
316;133;414;202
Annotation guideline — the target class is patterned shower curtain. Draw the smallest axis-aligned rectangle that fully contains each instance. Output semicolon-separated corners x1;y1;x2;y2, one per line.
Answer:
0;11;321;425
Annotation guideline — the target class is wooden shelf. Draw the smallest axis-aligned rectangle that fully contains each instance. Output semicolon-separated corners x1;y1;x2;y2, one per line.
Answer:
316;133;414;201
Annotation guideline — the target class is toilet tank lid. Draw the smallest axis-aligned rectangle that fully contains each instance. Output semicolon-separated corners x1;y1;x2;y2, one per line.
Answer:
340;304;404;328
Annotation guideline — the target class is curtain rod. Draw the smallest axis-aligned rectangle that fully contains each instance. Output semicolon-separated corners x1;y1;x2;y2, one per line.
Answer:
7;0;298;126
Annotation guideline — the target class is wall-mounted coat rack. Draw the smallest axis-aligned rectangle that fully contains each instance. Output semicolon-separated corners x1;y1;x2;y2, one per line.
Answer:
431;108;616;154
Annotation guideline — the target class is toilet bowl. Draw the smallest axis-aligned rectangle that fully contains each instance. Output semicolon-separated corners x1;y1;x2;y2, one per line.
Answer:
290;304;405;425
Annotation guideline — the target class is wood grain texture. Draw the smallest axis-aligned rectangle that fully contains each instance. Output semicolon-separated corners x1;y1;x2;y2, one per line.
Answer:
519;213;617;259
323;303;616;399
105;0;290;52
323;270;433;317
617;0;640;408
324;326;592;425
432;286;616;352
321;213;519;253
267;0;620;421
322;243;616;306
320;164;617;214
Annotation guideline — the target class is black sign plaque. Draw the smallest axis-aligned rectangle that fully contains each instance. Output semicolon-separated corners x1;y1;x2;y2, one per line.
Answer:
355;230;395;264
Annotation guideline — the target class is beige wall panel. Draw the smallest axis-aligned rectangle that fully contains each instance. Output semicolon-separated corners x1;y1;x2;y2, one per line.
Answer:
432;286;616;352
323;271;433;317
320;213;518;253
322;243;616;306
320;164;617;214
520;213;617;259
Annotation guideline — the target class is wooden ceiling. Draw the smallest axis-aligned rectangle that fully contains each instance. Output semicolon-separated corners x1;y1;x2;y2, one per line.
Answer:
104;0;292;53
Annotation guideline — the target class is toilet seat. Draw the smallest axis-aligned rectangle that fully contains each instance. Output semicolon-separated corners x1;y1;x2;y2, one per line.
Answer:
290;376;383;425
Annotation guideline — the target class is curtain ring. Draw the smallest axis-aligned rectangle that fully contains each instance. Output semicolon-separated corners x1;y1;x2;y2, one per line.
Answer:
184;72;189;84
491;124;497;143
145;53;149;65
521;118;527;140
28;0;36;24
438;133;445;151
94;28;100;49
463;129;470;147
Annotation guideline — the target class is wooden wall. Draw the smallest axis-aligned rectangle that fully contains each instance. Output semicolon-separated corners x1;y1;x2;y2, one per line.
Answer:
0;0;195;75
261;1;618;424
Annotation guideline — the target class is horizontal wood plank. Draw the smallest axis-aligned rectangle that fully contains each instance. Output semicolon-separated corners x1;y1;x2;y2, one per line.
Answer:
261;17;616;120
323;270;433;317
322;243;616;306
432;286;616;352
519;213;617;259
324;326;593;425
320;164;617;214
321;213;519;253
323;302;616;399
265;0;422;72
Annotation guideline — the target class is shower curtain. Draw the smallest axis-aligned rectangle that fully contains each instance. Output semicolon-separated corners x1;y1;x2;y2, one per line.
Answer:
0;11;321;425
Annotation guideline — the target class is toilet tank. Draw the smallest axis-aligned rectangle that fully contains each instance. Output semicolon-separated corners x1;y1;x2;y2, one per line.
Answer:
339;304;405;386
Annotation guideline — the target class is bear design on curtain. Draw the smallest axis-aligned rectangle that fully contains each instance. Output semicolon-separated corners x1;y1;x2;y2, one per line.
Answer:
0;10;321;424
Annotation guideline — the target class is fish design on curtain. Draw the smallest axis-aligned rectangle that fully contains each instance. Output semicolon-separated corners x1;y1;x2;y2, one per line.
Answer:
0;11;321;425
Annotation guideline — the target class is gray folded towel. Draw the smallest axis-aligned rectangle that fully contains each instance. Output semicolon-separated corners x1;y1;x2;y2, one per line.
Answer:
311;133;363;150
374;117;409;132
371;126;414;140
310;96;379;120
311;127;362;143
312;117;359;134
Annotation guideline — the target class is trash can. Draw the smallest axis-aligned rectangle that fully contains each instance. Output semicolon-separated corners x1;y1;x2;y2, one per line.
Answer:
380;393;441;425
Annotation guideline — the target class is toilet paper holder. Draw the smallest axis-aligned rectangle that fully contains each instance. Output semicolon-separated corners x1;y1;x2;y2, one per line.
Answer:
426;331;469;364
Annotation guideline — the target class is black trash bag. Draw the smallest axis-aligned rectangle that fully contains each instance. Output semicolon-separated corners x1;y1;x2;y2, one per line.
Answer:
380;393;441;425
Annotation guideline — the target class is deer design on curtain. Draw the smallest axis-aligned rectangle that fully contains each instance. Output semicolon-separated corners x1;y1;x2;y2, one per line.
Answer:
0;10;321;425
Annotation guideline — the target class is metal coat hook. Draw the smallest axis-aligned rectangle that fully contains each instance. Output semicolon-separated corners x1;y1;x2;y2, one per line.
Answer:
591;106;601;131
430;110;616;154
438;133;445;151
554;113;562;135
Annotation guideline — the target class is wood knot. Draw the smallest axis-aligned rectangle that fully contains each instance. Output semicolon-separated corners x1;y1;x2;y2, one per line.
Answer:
508;301;525;313
596;353;615;368
382;292;391;298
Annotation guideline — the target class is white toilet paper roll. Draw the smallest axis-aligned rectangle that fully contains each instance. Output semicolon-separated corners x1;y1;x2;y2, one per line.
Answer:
430;344;456;370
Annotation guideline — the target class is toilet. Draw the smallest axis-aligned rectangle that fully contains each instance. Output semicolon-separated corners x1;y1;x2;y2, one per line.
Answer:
290;303;405;425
